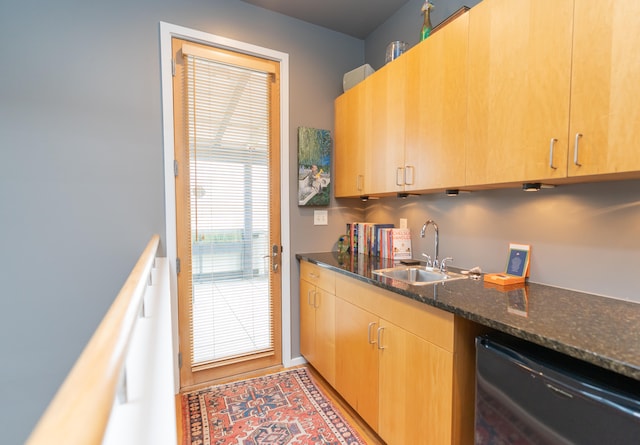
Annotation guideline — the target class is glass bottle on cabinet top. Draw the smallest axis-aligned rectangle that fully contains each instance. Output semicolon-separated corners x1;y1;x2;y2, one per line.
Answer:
420;1;434;41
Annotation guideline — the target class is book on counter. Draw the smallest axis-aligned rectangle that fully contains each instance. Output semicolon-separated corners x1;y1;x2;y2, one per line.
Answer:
346;222;395;256
379;227;412;260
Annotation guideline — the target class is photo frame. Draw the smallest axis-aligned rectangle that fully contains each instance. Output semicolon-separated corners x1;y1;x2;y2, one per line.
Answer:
506;244;530;278
484;243;531;286
297;127;331;206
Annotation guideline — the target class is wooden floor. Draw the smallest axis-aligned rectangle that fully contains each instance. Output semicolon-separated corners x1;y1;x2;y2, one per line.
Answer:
175;364;385;444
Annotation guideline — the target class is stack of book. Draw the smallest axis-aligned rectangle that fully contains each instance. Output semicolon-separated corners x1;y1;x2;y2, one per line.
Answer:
379;227;412;260
345;222;412;260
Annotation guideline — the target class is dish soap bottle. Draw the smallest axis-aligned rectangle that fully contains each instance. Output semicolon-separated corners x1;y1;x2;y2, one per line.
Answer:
420;1;434;41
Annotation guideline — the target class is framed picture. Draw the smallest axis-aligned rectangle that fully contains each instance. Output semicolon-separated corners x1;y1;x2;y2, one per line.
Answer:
505;243;530;278
298;127;331;206
483;243;531;286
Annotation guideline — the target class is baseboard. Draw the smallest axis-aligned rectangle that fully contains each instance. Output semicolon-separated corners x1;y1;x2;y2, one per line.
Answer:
288;355;307;367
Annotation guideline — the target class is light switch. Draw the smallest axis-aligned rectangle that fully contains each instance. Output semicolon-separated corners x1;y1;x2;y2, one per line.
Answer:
400;218;408;229
314;210;328;225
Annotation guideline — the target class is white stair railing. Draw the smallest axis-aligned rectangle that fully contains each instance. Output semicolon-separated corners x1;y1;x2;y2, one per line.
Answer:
27;235;177;445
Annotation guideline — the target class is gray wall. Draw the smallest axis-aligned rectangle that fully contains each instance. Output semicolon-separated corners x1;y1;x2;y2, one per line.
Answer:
0;0;362;442
364;179;640;302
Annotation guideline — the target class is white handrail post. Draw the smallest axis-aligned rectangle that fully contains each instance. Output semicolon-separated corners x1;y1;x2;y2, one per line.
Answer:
115;365;128;405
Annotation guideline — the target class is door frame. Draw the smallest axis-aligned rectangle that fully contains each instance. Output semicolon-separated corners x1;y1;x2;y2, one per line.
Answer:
159;22;292;392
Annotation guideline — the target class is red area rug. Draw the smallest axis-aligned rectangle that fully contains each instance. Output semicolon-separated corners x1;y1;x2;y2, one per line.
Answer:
182;367;367;445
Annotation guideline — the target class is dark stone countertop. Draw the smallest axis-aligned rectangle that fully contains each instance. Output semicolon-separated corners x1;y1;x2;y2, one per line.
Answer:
296;251;640;382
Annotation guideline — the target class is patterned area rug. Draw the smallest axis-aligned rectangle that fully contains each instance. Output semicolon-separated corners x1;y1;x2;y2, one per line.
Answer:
182;367;367;445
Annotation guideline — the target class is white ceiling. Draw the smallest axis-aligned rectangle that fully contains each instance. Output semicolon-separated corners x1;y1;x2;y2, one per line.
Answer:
240;0;412;39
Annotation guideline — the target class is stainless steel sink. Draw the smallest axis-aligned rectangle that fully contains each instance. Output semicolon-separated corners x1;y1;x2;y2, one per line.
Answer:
373;265;467;286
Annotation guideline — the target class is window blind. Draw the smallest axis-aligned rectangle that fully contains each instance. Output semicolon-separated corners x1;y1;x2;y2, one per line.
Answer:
183;50;274;366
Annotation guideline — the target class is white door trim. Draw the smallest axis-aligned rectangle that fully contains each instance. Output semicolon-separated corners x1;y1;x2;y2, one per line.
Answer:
158;22;292;392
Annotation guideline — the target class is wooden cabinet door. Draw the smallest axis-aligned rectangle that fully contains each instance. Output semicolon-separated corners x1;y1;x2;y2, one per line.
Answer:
568;0;640;177
299;279;316;365
300;260;336;386
405;12;469;192
378;320;454;445
334;82;367;197
335;297;379;430
466;0;573;185
314;288;336;386
366;58;407;195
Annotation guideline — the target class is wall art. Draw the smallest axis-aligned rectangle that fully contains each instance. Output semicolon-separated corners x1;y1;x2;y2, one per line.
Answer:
297;127;331;206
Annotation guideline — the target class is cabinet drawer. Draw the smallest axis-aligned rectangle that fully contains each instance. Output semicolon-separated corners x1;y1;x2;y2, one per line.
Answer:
335;274;454;352
300;260;335;293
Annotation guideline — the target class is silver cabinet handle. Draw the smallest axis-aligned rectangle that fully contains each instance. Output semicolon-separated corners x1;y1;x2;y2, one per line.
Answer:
396;167;405;186
313;291;319;309
574;133;583;166
377;326;385;350
405;165;415;185
356;174;364;192
549;138;558;169
367;322;377;344
307;289;316;307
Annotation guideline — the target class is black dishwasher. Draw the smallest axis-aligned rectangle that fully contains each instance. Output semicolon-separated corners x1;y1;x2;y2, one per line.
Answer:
475;333;640;445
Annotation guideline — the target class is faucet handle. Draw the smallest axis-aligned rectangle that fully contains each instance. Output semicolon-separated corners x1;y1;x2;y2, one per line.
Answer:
421;253;432;267
440;257;453;272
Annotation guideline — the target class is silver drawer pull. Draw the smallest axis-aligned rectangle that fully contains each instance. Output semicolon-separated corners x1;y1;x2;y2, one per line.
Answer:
574;133;583;166
396;167;405;186
367;322;377;344
405;165;415;185
377;326;385;350
549;138;558;169
307;289;316;307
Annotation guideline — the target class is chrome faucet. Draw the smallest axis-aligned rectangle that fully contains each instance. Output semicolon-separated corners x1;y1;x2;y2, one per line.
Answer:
439;257;454;273
420;219;439;269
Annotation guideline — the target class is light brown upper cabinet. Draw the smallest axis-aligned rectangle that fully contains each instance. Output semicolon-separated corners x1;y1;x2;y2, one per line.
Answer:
335;57;407;198
335;56;407;198
334;80;368;197
366;56;407;195
404;11;469;191
335;13;468;197
568;0;640;177
466;0;574;186
335;0;640;196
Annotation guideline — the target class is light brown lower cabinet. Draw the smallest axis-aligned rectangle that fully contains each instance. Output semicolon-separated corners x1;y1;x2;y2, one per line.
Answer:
335;297;380;429
378;320;455;444
325;266;484;444
299;261;336;386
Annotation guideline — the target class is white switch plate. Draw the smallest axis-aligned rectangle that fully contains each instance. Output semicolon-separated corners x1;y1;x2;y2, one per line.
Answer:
314;210;328;225
399;218;408;229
